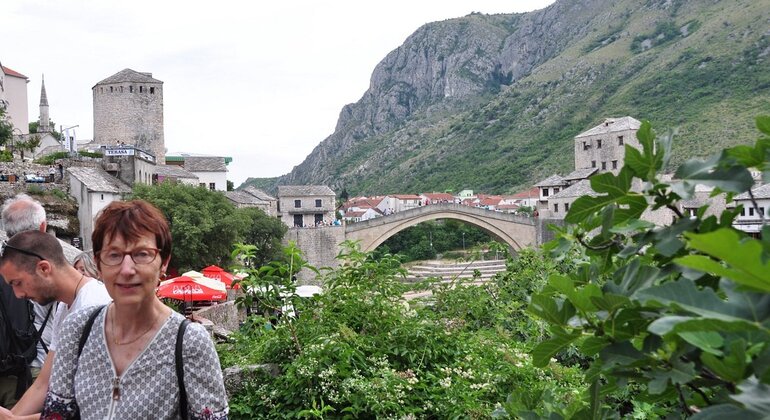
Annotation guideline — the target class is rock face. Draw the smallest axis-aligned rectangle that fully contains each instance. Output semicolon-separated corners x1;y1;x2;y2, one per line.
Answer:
248;0;770;195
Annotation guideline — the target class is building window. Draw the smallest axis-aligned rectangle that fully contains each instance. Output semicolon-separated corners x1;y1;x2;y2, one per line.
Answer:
150;87;155;94
601;161;607;170
592;160;596;168
583;141;589;150
100;87;103;93
554;187;560;194
618;135;624;145
688;208;696;217
100;194;104;200
199;183;205;188
139;86;143;93
294;199;301;208
130;86;133;93
293;214;303;227
553;203;559;213
542;188;549;197
761;207;765;216
314;214;323;225
612;160;618;169
565;202;570;212
750;207;755;216
119;86;123;93
209;183;215;191
597;139;602;149
315;199;322;207
110;86;113;92
741;207;746;216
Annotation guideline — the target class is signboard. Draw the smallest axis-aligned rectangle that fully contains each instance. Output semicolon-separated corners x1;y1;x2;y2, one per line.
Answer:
104;148;135;156
71;237;82;250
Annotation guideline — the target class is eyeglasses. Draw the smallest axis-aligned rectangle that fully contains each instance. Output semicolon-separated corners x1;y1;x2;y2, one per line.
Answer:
98;248;160;266
0;241;46;261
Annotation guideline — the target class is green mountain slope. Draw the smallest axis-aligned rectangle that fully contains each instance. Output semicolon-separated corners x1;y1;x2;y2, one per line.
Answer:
241;0;770;195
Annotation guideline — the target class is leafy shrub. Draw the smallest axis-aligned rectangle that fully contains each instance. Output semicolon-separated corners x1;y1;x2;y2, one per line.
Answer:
221;241;584;418
34;151;69;165
527;117;770;418
0;150;12;162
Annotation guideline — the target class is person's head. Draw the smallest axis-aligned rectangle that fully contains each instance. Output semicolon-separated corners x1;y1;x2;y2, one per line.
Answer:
92;200;172;304
74;251;100;278
2;194;47;236
0;230;69;304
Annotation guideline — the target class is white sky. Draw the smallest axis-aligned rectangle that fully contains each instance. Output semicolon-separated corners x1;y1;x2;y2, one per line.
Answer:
2;0;555;186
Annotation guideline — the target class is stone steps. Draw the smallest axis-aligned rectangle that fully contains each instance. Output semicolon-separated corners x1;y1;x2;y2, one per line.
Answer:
404;259;506;283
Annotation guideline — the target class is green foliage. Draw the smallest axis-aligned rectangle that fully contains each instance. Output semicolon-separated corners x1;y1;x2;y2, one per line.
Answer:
220;242;585;418
35;151;102;165
0;108;12;147
0;150;12;162
34;151;69;164
130;182;283;272
376;220;492;262
528;117;770;417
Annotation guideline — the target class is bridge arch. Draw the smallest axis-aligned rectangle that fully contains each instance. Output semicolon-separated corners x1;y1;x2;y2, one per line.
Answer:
344;204;538;253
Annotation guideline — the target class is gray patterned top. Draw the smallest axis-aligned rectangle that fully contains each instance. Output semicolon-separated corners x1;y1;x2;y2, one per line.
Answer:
41;306;228;420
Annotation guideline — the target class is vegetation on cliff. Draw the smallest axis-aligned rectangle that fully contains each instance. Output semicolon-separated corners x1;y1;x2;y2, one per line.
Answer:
241;0;770;196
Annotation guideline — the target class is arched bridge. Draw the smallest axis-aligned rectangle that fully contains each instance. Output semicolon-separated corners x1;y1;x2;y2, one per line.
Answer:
345;203;541;252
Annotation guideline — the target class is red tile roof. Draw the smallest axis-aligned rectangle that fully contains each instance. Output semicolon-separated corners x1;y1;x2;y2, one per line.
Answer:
510;187;540;199
421;192;454;201
2;66;28;79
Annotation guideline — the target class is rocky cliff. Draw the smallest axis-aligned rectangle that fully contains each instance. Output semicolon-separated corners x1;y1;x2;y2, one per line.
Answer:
243;0;770;195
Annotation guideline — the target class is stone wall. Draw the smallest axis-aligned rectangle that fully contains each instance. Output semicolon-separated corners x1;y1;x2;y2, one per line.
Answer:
194;301;245;333
285;226;346;284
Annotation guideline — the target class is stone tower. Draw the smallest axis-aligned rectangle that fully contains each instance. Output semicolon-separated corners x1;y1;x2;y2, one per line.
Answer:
92;68;165;161
39;74;50;133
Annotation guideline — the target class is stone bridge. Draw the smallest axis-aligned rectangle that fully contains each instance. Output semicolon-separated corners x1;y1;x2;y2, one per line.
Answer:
345;203;543;252
289;204;557;282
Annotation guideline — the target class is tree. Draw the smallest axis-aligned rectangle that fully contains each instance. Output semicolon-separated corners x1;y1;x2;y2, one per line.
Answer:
15;135;41;160
237;207;287;267
130;182;250;272
0;108;13;147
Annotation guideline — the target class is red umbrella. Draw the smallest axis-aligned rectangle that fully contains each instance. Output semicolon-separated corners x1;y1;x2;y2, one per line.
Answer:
201;265;239;290
157;274;227;302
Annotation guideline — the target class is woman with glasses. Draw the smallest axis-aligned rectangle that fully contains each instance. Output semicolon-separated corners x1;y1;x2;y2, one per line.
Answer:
39;200;228;419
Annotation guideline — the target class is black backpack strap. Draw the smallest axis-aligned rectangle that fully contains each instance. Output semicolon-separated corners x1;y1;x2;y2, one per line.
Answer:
78;305;106;357
37;304;54;354
176;319;191;420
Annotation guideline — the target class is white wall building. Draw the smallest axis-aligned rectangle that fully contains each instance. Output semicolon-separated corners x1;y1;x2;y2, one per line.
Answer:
67;166;131;251
0;65;29;134
732;183;770;237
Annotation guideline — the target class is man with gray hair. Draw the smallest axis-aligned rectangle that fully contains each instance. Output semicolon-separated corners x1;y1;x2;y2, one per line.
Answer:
0;195;109;415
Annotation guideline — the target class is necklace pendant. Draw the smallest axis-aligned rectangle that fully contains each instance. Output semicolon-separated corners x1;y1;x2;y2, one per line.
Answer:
112;377;121;400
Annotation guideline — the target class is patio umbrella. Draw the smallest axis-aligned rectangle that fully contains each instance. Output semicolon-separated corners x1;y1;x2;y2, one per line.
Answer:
157;271;227;302
201;265;239;289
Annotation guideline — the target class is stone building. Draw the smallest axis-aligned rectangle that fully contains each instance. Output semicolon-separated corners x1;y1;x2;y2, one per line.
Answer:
153;164;198;186
277;185;336;227
101;144;156;186
67;166;131;251
92;69;165;161
574;116;641;173
225;186;278;216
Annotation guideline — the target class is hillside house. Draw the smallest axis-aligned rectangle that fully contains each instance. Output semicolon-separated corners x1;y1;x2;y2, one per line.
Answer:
377;194;422;213
732;183;770;237
153;164;198;186
574;117;641;173
420;192;455;204
277;185;336;227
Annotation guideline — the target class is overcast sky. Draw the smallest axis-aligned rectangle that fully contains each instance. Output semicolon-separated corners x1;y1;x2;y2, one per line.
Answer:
2;0;555;186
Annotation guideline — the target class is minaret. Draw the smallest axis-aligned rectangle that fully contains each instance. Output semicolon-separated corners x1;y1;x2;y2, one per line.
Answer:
39;74;50;133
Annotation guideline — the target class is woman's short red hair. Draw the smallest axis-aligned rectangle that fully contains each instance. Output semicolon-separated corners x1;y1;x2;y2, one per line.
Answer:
92;200;172;269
